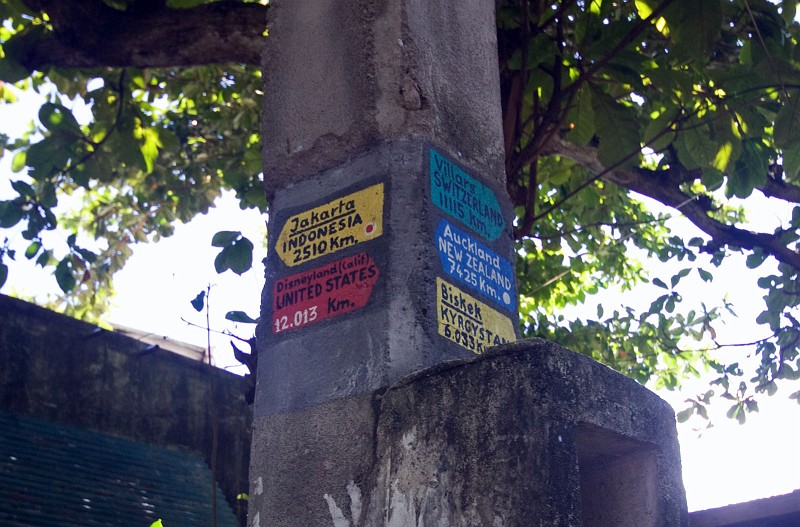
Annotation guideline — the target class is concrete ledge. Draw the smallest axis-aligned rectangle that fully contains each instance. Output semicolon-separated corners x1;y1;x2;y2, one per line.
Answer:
690;489;800;527
249;338;688;526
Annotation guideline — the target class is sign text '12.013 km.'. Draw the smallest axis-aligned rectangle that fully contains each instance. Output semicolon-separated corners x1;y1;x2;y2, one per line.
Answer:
272;253;379;334
429;148;504;242
276;183;384;267
435;218;516;312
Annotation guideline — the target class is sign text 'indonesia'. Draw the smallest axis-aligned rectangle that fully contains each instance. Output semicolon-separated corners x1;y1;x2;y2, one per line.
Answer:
436;277;516;355
277;183;384;266
430;148;504;241
272;253;379;334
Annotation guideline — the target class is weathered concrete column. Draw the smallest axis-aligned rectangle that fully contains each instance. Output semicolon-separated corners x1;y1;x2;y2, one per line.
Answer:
254;0;518;419
249;1;688;526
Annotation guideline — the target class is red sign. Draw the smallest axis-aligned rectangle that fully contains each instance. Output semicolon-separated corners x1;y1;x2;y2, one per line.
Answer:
272;252;379;334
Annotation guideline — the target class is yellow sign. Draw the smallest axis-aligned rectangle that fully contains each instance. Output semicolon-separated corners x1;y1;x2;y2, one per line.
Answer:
436;277;516;355
277;183;384;266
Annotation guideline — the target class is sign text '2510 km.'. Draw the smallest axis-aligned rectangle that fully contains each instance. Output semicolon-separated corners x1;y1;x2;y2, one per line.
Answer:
273;253;379;334
276;183;384;267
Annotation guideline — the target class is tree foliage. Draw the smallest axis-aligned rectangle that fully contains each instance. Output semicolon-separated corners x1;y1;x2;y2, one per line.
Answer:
1;0;799;419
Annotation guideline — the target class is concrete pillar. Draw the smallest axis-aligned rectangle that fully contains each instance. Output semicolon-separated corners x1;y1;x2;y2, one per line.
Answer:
254;0;518;420
249;1;688;526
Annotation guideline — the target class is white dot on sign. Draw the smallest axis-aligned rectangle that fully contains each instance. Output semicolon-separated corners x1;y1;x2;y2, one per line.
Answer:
502;292;511;305
365;222;375;235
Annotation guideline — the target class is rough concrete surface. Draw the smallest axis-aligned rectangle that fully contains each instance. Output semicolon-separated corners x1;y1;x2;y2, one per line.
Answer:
250;338;688;526
261;0;505;193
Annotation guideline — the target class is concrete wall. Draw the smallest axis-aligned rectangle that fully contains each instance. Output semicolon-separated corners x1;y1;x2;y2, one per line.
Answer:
249;338;689;526
0;294;252;521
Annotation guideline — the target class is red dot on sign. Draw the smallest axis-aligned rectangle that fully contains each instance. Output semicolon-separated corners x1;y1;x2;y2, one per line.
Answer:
365;223;375;235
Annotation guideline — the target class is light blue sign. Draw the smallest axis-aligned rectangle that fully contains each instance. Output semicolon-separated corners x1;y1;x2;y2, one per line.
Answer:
435;219;516;312
430;148;505;241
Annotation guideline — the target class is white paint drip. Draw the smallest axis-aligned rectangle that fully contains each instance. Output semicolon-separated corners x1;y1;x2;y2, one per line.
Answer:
253;476;263;496
252;512;260;527
347;481;363;527
324;493;352;527
402;427;417;451
388;480;416;527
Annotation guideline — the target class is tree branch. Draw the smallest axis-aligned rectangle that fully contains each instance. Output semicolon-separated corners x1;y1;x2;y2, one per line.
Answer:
761;176;800;204
15;0;267;68
541;136;800;271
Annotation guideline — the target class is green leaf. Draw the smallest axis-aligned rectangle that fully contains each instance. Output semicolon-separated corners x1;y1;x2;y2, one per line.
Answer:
140;126;161;174
652;277;668;289
10;150;26;172
214;249;229;274
782;146;800;182
212;230;241;247
697;268;713;282
149;520;164;527
38;102;82;136
592;90;641;169
10;180;34;199
35;250;51;268
643;106;679;152
227;237;254;275
745;251;767;269
664;0;722;62
676;407;694;423
0;48;30;83
566;86;595;146
225;311;258;324
190;291;206;312
55;257;76;293
24;240;41;259
0;201;24;228
728;141;768;199
670;268;690;288
0;262;7;290
775;93;800;148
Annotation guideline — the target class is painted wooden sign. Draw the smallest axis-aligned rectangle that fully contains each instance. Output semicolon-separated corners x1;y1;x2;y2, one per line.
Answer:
430;148;504;241
436;277;516;355
435;219;516;312
272;253;379;334
276;183;384;267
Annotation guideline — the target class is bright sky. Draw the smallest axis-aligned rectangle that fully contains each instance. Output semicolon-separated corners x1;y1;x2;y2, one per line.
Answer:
0;82;798;514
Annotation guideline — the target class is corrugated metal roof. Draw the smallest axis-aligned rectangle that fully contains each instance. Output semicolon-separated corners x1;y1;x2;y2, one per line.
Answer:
0;411;239;527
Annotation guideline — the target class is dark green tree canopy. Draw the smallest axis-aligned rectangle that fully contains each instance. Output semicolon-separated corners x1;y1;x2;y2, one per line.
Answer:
1;0;799;420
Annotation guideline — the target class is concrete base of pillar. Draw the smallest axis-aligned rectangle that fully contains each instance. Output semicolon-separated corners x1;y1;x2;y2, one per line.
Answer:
248;339;688;526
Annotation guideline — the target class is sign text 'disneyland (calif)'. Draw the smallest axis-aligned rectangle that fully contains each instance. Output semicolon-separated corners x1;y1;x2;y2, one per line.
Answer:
272;253;379;334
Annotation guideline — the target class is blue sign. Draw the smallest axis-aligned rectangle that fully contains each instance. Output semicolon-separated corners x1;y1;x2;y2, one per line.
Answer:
430;148;505;241
435;219;516;312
